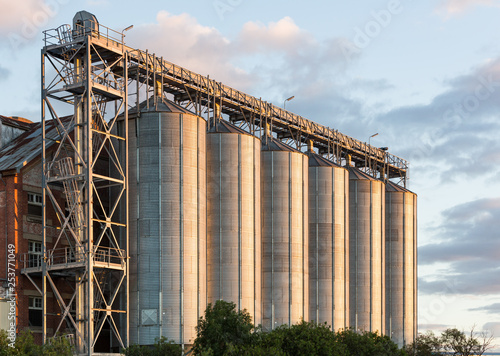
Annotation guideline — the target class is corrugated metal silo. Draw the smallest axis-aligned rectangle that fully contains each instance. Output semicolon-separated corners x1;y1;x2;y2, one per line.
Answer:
348;168;385;334
385;181;417;346
129;98;206;347
261;138;308;330
307;151;349;330
206;121;262;326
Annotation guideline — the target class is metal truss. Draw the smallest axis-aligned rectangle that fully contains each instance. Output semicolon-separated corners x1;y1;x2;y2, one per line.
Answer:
20;12;409;354
124;49;409;186
22;22;129;355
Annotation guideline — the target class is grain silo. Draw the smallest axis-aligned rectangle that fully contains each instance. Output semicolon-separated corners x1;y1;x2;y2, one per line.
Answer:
206;121;262;326
348;168;385;334
128;98;206;347
261;137;308;330
307;150;349;330
385;181;417;346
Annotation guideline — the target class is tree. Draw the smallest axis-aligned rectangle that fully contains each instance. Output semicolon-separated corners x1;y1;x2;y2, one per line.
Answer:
440;327;493;356
192;300;254;356
0;330;73;356
405;327;494;356
253;321;348;356
335;328;406;356
405;331;443;356
121;336;182;355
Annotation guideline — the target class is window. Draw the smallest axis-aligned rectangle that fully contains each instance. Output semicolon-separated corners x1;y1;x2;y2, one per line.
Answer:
29;297;42;327
28;241;42;268
27;193;42;216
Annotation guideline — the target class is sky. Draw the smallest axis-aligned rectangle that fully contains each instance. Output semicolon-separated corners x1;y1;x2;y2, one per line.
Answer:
1;0;500;349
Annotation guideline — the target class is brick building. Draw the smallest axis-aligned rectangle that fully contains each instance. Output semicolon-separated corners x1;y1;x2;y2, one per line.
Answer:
0;116;75;344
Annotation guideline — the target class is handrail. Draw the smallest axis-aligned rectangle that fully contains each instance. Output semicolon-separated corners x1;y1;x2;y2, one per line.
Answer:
127;50;409;174
43;19;409;182
21;246;126;269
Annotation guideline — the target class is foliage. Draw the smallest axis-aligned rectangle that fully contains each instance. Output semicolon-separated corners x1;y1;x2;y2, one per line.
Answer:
441;327;493;356
0;329;73;356
335;328;406;356
262;321;349;356
405;327;493;356
404;331;442;356
121;336;182;355
192;300;255;356
191;300;406;355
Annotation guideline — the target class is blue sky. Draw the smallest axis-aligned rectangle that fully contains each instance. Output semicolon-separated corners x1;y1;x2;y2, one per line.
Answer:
1;0;500;348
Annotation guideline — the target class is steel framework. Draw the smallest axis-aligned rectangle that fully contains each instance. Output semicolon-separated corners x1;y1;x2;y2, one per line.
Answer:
22;21;129;355
22;13;409;355
125;49;409;185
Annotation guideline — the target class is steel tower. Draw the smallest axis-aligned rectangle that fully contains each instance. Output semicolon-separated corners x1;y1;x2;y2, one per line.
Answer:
23;12;129;355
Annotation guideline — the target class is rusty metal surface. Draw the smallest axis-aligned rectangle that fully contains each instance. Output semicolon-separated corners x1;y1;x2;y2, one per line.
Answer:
0;117;70;172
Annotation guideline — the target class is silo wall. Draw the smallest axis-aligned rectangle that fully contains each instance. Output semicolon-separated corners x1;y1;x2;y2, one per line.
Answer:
206;125;262;325
385;182;417;346
129;102;206;347
261;140;308;330
308;154;349;330
348;169;385;334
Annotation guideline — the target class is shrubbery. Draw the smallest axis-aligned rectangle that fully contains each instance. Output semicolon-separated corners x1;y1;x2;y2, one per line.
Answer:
0;329;73;356
6;301;490;356
189;300;405;356
122;336;182;356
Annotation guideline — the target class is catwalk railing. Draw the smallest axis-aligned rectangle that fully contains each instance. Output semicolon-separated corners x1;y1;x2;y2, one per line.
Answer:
43;20;409;185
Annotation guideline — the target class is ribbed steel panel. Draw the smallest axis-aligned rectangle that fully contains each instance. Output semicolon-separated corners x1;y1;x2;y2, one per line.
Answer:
308;154;349;330
385;183;417;346
261;140;308;330
129;106;206;347
348;169;385;334
206;127;262;326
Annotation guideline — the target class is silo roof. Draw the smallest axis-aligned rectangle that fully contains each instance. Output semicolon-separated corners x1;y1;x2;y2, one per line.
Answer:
386;180;415;194
262;137;302;153
306;151;343;168
348;167;379;181
130;97;195;115
208;120;255;136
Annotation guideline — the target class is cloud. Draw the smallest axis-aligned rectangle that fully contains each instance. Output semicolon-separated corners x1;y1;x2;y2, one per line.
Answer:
125;11;368;125
436;0;500;17
471;303;500;314
126;11;252;91
418;198;500;295
0;0;68;48
419;324;452;331
483;322;500;336
0;0;42;35
0;66;11;82
85;0;109;5
237;17;314;55
373;57;500;180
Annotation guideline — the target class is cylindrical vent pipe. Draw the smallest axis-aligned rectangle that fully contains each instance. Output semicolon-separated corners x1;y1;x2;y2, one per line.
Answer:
307;140;314;152
261;138;309;330
307;151;349;330
348;168;385;334
128;97;206;347
206;121;262;326
385;181;417;347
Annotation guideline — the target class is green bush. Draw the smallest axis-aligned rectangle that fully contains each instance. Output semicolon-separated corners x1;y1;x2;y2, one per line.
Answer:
121;336;182;356
405;327;493;356
0;330;73;356
193;300;254;356
256;321;348;356
335;328;406;356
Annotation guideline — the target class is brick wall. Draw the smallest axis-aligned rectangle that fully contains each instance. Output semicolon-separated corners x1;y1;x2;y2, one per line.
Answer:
0;159;75;345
